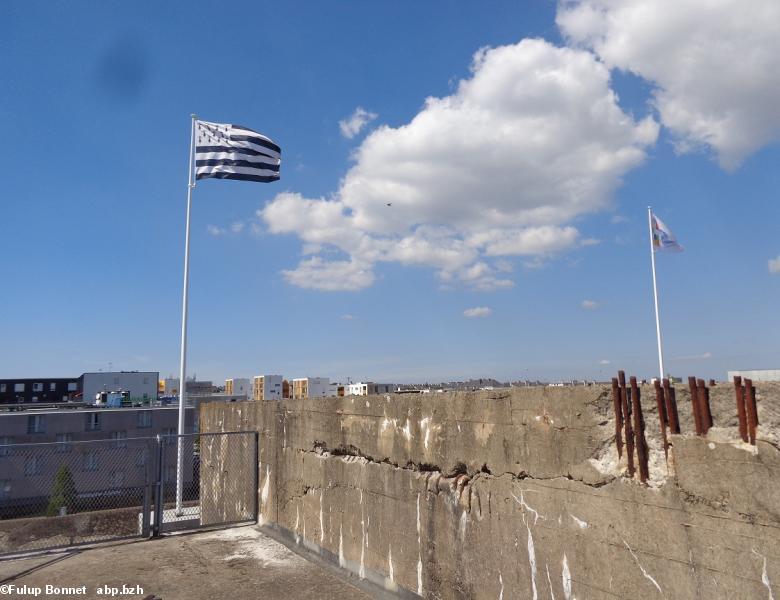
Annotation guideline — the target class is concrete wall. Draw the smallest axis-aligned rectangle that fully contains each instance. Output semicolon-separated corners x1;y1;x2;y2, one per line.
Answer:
200;384;780;599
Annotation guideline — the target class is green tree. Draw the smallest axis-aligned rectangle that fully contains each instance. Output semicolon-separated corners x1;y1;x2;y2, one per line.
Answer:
46;465;77;516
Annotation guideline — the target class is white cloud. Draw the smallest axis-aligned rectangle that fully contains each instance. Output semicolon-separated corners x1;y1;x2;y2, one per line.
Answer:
557;0;780;170
769;256;780;274
599;359;611;365
581;299;599;310
281;257;375;292
610;214;628;224
230;221;245;234
340;314;355;320
339;107;378;139
673;351;713;361
263;39;657;291
463;306;492;318
207;225;226;236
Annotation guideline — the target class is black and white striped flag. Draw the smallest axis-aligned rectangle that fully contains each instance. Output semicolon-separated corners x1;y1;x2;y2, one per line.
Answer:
195;120;281;183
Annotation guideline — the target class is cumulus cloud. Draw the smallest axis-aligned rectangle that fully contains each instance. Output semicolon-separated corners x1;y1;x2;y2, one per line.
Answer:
463;306;492;318
263;39;657;291
557;0;780;170
769;256;780;274
230;221;245;234
339;107;378;139
207;225;226;236
281;257;375;291
581;299;599;310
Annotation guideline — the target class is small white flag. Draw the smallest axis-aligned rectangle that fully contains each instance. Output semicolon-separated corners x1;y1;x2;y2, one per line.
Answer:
651;212;683;252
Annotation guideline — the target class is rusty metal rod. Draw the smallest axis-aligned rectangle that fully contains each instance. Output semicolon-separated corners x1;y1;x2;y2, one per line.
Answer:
697;378;713;434
612;377;624;459
745;378;758;445
663;378;680;434
688;376;702;435
654;379;669;460
619;371;634;477
630;376;649;483
733;376;748;443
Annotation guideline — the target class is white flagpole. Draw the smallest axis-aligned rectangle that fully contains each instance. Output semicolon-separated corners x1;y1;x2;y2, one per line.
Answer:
176;114;197;514
648;206;665;381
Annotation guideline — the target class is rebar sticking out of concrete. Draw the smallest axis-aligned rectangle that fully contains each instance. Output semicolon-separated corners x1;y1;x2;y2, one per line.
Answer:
612;377;624;459
654;379;669;460
619;371;634;477
688;376;703;435
630;376;649;483
662;378;680;434
744;378;758;445
733;376;748;443
696;379;713;434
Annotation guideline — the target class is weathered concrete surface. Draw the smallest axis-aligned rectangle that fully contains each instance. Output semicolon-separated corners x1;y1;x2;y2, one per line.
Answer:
0;506;140;554
201;384;780;599
0;526;373;600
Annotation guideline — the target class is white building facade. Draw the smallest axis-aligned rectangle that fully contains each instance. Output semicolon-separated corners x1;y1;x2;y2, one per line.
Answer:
345;382;395;396
79;372;158;404
225;378;251;398
253;375;283;401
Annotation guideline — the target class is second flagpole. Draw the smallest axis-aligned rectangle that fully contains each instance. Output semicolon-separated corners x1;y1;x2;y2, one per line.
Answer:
648;206;665;381
175;114;197;515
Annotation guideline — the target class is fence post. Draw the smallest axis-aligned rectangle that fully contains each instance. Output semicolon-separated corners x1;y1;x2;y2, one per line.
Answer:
254;431;260;522
141;440;153;538
152;434;165;537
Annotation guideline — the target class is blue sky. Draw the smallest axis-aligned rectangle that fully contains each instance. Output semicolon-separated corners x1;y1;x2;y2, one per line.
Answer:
1;1;778;383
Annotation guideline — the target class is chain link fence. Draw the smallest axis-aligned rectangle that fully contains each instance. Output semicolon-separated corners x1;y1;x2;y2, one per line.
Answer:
0;431;257;556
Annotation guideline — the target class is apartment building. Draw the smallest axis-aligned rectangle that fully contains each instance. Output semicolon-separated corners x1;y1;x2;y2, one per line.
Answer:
0;405;196;513
224;378;251;399
80;372;158;404
291;377;330;399
0;378;80;405
345;382;395;396
161;378;214;397
252;375;283;401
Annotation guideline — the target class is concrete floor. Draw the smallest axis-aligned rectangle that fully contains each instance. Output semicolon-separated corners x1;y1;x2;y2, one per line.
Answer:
0;526;373;600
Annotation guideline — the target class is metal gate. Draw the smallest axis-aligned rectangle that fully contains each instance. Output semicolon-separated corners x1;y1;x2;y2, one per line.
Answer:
0;431;257;557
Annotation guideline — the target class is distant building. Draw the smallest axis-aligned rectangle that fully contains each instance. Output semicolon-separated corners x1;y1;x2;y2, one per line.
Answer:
224;378;251;399
162;377;214;396
292;377;330;399
727;369;780;382
0;378;79;405
345;382;395;396
0;405;197;514
80;372;158;404
253;375;283;401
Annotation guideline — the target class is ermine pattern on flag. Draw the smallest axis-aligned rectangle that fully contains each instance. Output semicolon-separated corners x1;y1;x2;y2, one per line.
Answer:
195;120;280;183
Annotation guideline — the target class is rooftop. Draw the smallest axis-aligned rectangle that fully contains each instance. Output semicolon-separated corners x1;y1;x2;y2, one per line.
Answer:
0;526;381;600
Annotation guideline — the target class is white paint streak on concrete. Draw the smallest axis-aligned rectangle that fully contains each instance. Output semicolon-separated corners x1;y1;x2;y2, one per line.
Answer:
545;564;556;600
417;492;423;595
366;400;370;407
623;540;663;595
570;514;589;529
338;524;345;567
319;491;325;543
420;417;431;449
459;510;468;539
389;547;395;582
402;419;412;441
294;505;300;544
499;572;504;600
359;490;366;579
258;466;270;524
753;549;776;600
527;524;538;600
511;490;543;525
562;553;572;600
